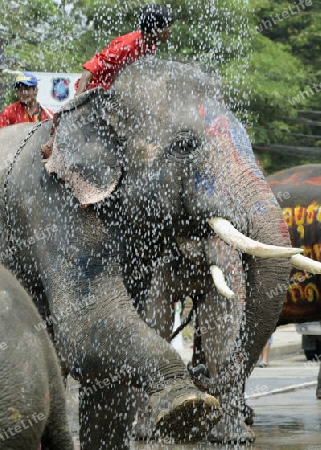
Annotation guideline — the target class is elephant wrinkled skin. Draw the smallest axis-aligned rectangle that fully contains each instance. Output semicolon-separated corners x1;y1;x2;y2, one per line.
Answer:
0;264;73;450
0;60;310;447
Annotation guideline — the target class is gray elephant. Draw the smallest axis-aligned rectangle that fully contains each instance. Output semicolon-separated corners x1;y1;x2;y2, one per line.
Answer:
0;264;74;449
268;164;321;399
0;59;316;448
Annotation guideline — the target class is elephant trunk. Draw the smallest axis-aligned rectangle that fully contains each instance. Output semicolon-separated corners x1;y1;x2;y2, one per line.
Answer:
207;176;292;394
231;178;290;377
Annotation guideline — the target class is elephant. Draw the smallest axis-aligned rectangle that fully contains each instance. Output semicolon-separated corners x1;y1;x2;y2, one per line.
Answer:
0;122;35;168
0;264;74;450
0;59;318;448
267;163;321;398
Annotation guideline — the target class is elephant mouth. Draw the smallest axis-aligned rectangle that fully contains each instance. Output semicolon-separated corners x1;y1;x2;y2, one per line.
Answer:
208;217;321;299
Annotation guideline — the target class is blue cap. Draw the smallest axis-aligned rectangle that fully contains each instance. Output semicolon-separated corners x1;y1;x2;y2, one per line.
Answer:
13;72;38;88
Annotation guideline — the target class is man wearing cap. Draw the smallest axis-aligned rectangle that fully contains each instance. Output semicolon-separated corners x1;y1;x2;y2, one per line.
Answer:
0;72;53;128
75;4;174;95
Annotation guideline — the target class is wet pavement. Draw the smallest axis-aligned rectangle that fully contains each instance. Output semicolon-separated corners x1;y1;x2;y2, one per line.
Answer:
67;325;321;449
244;354;321;450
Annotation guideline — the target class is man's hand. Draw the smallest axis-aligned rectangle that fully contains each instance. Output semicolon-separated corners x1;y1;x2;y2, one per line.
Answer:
75;69;94;96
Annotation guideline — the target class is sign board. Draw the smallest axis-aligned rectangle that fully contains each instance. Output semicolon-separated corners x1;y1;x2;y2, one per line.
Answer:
34;72;81;112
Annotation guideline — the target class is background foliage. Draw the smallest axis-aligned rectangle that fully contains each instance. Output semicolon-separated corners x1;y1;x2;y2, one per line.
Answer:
0;0;320;173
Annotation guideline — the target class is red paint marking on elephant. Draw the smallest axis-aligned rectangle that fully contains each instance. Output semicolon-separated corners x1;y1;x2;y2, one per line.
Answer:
205;115;230;137
205;116;268;189
198;103;205;118
269;171;321;187
278;219;289;239
268;173;302;187
42;391;50;404
305;176;321;186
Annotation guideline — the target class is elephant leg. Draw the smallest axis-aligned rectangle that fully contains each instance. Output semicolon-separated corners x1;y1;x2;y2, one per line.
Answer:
47;270;222;446
317;363;321;399
41;366;74;450
134;263;210;441
196;293;254;443
79;383;136;450
197;292;242;378
135;262;174;342
79;379;221;447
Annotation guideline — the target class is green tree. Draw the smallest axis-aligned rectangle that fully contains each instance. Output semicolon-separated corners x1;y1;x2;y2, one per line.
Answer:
0;0;87;72
1;0;320;173
247;0;321;172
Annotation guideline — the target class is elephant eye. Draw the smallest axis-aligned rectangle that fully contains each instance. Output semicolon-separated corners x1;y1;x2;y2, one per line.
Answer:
170;131;200;155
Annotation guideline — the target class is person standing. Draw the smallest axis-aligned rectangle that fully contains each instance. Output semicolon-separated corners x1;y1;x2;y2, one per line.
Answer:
75;3;174;95
0;72;53;128
257;334;273;367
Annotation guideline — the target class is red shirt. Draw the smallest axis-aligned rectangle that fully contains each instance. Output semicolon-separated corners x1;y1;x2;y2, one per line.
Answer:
75;30;155;91
0;101;54;128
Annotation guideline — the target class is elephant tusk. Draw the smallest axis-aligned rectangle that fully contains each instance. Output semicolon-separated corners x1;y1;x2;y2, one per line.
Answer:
291;254;321;274
210;265;236;299
208;217;303;258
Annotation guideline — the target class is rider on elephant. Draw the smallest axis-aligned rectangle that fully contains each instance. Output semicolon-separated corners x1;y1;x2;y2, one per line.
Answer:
75;3;175;95
42;3;175;158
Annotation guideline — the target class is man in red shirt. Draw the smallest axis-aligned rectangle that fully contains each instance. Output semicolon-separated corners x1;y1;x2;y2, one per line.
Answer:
0;72;53;128
75;4;174;95
41;4;174;158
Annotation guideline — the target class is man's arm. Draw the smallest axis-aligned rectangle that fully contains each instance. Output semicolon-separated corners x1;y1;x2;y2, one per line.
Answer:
75;69;94;96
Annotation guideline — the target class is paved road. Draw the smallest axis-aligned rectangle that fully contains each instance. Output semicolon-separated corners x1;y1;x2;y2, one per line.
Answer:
67;325;321;449
245;353;321;450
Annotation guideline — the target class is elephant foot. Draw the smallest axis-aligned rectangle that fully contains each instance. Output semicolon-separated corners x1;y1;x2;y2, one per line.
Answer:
243;402;255;425
133;380;222;443
187;362;209;385
316;386;321;399
187;363;255;426
205;413;255;444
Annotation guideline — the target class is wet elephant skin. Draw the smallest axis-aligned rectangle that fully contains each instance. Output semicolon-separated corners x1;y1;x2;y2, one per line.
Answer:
0;60;295;447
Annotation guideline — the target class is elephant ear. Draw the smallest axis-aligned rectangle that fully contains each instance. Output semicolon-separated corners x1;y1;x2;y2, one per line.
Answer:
45;88;124;207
